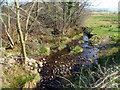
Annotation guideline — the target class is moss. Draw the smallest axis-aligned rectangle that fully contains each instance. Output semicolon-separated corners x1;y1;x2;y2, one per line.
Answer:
61;37;71;44
106;47;119;56
58;44;66;50
69;46;83;55
5;49;13;52
39;44;50;55
89;35;103;44
33;73;40;82
78;40;84;44
10;75;35;88
72;33;83;40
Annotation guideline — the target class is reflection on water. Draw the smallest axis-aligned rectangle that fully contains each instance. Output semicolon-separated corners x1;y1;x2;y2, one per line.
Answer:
83;35;89;42
38;35;99;89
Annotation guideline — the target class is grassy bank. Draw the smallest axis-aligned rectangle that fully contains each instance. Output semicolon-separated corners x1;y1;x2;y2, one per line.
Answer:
87;14;120;65
73;12;120;88
2;63;40;88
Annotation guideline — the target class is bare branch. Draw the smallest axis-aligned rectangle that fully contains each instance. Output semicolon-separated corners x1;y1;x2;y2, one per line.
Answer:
94;71;119;88
0;16;14;48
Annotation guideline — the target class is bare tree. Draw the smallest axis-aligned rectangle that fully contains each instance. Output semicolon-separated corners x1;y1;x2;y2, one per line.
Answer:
14;0;27;64
13;0;43;64
38;1;90;51
1;0;90;57
0;16;14;48
0;0;14;49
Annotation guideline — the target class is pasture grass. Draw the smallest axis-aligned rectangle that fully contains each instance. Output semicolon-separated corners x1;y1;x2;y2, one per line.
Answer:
73;12;120;88
86;14;118;37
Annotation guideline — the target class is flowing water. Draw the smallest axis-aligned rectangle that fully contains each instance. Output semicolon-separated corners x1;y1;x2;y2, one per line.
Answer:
80;36;99;66
37;35;99;89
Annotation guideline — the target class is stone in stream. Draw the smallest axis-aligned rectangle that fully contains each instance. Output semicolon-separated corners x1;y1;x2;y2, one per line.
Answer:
38;62;43;67
93;54;97;57
30;67;34;70
37;68;41;73
35;63;38;68
88;58;93;63
28;62;33;66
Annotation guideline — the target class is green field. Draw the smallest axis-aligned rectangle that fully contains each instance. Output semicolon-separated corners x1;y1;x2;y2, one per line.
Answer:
73;13;120;88
86;15;119;37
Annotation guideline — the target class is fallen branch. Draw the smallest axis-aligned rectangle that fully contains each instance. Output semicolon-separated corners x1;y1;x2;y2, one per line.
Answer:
101;76;120;88
94;71;118;88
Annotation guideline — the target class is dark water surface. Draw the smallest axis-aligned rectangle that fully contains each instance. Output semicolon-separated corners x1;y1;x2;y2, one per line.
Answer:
80;36;99;66
37;35;99;89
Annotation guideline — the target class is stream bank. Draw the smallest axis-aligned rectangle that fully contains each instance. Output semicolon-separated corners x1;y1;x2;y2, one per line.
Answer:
37;35;100;89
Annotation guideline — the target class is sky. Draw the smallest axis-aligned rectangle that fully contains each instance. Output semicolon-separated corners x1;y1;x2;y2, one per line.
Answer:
92;0;119;9
7;0;120;9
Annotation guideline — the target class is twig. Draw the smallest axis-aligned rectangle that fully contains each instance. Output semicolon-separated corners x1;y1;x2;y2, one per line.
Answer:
108;83;120;88
57;76;75;88
101;76;120;88
94;71;118;88
0;13;17;20
97;64;105;75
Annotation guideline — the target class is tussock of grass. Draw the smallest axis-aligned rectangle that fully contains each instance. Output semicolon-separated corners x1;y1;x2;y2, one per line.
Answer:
69;46;83;55
73;64;120;88
3;64;39;88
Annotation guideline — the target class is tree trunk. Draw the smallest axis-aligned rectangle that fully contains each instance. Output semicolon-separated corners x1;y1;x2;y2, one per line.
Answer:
14;0;26;64
6;0;14;48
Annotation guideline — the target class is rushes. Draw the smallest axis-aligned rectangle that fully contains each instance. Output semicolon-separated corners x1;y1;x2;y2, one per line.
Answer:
74;64;120;88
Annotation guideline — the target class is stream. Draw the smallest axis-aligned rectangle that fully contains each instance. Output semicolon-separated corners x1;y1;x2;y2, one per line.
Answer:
37;35;99;89
80;36;99;66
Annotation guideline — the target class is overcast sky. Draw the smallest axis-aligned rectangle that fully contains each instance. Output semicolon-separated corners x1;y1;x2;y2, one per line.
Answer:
92;0;119;9
7;0;119;9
